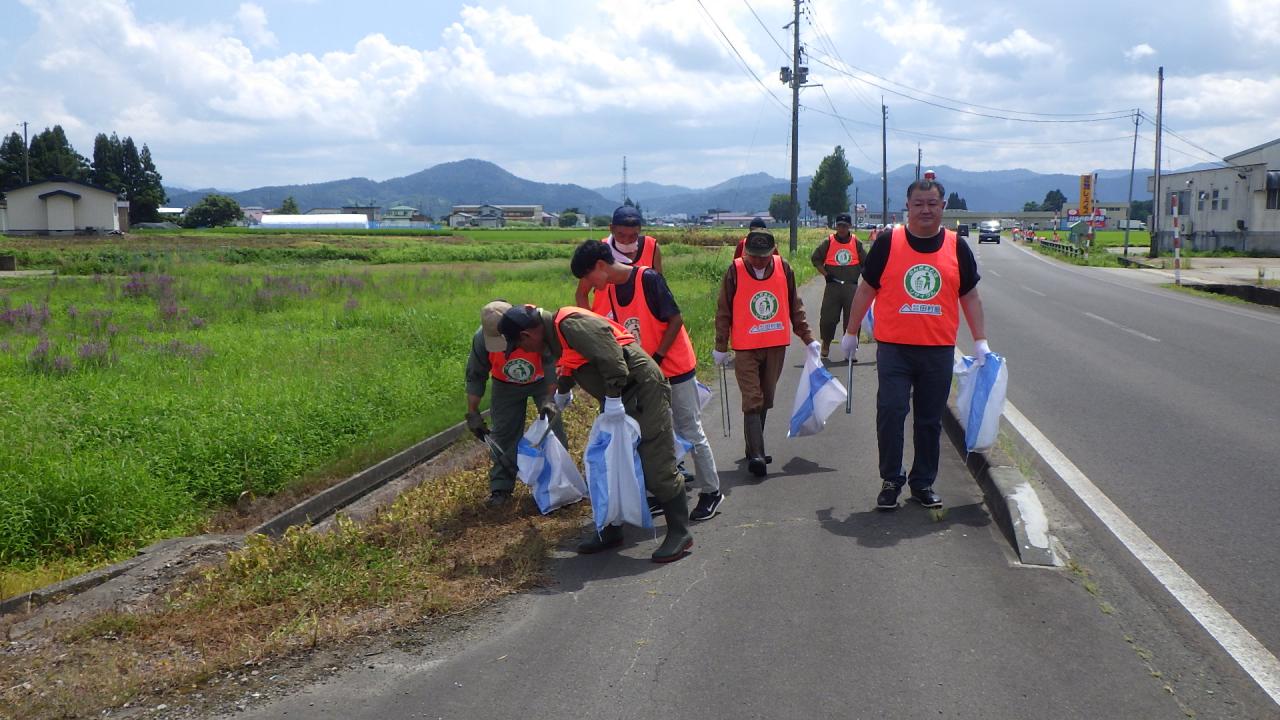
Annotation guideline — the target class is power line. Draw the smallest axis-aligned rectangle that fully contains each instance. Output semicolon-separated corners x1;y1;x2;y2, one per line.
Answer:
741;0;791;60
801;1;878;114
816;85;876;165
802;104;1133;147
694;0;790;113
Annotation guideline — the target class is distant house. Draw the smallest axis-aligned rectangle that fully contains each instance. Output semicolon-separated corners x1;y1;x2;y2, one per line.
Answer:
381;205;419;228
449;204;505;228
305;207;343;215
451;204;548;226
3;176;123;235
242;206;266;225
701;211;773;227
342;205;382;223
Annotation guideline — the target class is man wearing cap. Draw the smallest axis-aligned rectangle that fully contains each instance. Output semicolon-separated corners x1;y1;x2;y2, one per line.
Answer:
733;217;779;259
841;178;991;511
484;301;693;563
810;212;867;361
571;239;724;522
467;301;567;507
575;205;664;317
714;230;819;477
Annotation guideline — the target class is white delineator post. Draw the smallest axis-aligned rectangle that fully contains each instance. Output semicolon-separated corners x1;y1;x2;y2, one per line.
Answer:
1171;193;1181;285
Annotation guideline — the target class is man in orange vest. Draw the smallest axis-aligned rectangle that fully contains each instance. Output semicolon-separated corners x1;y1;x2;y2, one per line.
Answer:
840;178;992;511
484;302;693;563
469;301;567;508
810;212;867;361
575;205;664;315
714;230;819;477
571;239;724;521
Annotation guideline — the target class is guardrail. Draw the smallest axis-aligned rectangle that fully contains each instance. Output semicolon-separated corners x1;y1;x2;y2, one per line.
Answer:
1038;239;1082;257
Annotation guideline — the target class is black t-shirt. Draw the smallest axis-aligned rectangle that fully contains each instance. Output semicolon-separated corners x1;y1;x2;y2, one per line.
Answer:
861;227;980;296
608;267;681;320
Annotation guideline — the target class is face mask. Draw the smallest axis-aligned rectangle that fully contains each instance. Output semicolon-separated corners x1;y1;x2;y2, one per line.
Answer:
612;235;638;254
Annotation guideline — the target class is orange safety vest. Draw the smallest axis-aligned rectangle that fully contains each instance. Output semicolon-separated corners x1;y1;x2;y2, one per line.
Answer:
823;233;861;267
553;306;636;376
606;267;697;378
488;348;545;385
730;256;791;350
873;226;961;346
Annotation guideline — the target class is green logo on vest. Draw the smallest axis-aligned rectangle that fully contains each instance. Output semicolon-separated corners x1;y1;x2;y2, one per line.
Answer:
903;264;942;301
503;358;535;383
623;317;642;346
749;291;779;321
834;248;853;265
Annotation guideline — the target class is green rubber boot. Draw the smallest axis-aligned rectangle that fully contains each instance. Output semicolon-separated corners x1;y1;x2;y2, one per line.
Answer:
651;496;693;563
577;524;624;554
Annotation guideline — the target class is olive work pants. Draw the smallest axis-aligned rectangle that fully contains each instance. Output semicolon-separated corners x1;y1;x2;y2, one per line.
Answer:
732;345;787;415
818;274;859;343
570;346;685;504
487;378;566;493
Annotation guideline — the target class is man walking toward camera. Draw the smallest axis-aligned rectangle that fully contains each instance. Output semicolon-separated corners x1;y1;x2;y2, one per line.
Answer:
466;301;567;508
483;301;693;563
714;230;818;478
571;239;724;521
811;212;866;362
841;178;991;511
575;205;664;316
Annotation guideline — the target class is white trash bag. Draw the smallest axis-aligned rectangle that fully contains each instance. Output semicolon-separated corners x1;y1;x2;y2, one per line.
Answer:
516;416;587;514
860;300;875;339
584;412;653;533
695;379;713;413
953;352;1008;452
788;351;847;437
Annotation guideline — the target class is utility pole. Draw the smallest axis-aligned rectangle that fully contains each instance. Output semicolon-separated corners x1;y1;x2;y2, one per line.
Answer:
853;186;859;227
1124;110;1139;257
786;0;802;256
21;121;30;184
915;144;921;181
621;155;628;206
1150;66;1164;259
881;99;888;226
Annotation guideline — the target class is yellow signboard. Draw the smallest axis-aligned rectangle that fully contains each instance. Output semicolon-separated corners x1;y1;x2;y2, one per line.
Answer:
1079;174;1093;215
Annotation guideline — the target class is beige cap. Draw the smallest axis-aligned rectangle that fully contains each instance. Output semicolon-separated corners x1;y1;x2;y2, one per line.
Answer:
480;300;512;353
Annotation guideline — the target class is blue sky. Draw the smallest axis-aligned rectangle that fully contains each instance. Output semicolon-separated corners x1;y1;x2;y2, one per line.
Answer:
2;0;1277;193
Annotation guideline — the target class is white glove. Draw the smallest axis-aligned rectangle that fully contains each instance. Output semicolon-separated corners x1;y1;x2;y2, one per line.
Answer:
973;339;992;366
712;349;732;367
602;396;626;418
840;332;859;359
806;340;822;361
554;390;573;410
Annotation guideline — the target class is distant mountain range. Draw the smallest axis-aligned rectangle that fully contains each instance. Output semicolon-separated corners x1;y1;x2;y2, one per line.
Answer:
165;158;1174;219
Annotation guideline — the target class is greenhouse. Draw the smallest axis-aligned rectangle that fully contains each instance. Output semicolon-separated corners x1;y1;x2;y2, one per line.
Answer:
259;214;369;229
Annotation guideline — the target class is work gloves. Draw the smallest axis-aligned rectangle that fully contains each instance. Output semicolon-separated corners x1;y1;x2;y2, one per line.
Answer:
540;390;573;420
973;339;993;366
602;396;626;419
840;332;859;360
465;410;488;441
806;340;823;362
712;350;732;367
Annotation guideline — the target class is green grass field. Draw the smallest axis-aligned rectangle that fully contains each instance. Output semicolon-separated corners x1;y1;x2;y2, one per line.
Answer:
0;228;820;592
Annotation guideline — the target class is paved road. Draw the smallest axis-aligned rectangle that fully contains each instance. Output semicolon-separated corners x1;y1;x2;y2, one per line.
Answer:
967;240;1280;657
223;277;1268;719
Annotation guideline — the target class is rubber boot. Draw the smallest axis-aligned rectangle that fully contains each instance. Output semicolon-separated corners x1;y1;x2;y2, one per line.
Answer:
760;409;772;465
745;412;767;477
651;495;693;563
577;524;624;554
820;339;830;360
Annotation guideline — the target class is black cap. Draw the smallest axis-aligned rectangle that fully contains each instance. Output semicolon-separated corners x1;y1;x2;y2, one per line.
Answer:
743;230;776;257
611;206;642;226
749;217;767;229
835;212;852;225
497;305;540;353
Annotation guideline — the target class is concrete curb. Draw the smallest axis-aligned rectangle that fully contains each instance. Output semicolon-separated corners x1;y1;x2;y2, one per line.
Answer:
942;401;1059;567
2;418;474;616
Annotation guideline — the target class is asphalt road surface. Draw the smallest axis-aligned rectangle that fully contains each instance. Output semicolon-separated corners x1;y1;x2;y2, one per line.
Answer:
223;272;1274;720
966;241;1280;660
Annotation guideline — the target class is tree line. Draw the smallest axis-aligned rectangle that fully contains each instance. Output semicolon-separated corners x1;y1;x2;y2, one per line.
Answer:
0;125;167;224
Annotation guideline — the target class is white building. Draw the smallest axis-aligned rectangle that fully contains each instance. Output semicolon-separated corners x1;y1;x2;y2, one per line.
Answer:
2;177;122;235
1148;137;1280;253
259;214;369;229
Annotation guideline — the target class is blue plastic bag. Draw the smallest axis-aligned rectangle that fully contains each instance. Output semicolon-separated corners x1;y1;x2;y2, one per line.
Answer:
516;416;587;514
788;352;847;437
953;352;1008;451
584;412;653;533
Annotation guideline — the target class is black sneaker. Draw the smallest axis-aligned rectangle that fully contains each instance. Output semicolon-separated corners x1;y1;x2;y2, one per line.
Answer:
648;494;665;517
486;490;512;508
875;481;902;510
910;486;942;508
690;491;724;521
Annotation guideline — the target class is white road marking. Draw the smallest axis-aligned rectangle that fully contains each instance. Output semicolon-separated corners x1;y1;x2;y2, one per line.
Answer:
1082;311;1161;342
989;269;1002;278
1020;285;1047;297
1003;402;1280;708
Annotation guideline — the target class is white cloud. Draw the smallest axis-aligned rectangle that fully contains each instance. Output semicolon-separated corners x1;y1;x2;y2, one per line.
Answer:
1124;43;1156;62
1227;0;1280;45
236;3;277;50
975;29;1052;59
